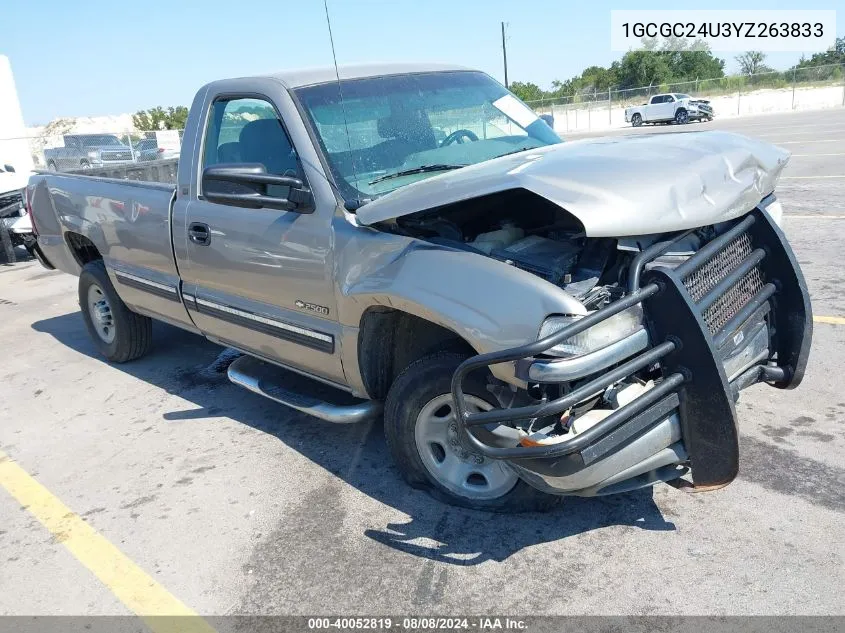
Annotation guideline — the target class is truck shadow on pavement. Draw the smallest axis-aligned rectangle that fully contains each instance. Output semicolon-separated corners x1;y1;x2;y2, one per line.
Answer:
32;313;676;566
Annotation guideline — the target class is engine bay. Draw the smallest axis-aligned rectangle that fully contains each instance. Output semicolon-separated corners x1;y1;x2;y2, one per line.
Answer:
379;188;629;307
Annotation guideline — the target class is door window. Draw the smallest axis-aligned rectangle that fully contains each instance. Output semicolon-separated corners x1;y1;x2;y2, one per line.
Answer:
202;97;302;198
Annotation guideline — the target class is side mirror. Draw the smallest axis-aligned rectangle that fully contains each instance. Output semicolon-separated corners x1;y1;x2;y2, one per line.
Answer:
201;163;313;213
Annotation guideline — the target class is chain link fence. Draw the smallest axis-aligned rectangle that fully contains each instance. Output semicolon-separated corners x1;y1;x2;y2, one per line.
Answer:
524;62;845;134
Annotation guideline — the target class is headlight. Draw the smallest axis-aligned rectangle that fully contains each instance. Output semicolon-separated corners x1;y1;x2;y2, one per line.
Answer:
87;151;98;158
538;305;645;357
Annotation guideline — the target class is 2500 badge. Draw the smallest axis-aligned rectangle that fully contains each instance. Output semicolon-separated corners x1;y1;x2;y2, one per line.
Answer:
295;300;329;316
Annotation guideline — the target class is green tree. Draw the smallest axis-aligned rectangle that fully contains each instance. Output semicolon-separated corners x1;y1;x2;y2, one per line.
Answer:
794;37;845;68
611;50;673;89
132;106;189;131
509;81;545;103
735;51;773;75
509;37;726;103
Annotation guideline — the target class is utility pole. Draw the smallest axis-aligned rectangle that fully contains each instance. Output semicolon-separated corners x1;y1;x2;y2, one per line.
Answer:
501;22;509;89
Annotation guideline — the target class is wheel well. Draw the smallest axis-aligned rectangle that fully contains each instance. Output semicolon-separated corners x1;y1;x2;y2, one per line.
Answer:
65;232;102;267
358;307;475;400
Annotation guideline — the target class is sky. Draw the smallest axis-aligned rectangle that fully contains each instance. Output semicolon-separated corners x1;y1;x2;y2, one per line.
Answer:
3;0;843;125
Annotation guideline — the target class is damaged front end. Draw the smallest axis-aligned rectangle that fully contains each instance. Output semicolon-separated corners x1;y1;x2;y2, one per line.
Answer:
451;203;812;496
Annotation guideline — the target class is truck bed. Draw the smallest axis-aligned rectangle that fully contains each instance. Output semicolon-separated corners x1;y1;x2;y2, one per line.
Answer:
59;157;179;184
28;171;177;284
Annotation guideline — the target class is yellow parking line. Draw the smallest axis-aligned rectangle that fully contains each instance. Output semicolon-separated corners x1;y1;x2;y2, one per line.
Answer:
0;451;216;633
815;316;845;326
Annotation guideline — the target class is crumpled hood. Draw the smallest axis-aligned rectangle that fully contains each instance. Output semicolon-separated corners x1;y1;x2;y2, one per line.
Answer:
357;131;789;237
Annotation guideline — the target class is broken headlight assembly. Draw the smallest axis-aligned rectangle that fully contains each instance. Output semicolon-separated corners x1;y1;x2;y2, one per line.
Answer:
538;304;645;357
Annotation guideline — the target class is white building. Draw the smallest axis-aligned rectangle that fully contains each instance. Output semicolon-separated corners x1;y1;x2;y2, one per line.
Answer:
0;55;33;173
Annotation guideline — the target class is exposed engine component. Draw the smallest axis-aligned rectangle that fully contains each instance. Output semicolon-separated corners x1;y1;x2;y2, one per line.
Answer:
392;196;623;299
471;222;524;254
489;235;581;286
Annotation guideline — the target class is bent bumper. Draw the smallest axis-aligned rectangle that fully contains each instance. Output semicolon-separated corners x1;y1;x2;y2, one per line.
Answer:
451;206;812;496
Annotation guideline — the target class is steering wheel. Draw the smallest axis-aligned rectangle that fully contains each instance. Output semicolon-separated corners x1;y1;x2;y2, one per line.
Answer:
440;129;479;146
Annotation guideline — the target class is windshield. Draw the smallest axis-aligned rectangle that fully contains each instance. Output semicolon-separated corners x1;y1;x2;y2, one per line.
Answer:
294;71;561;202
79;135;123;147
674;94;691;100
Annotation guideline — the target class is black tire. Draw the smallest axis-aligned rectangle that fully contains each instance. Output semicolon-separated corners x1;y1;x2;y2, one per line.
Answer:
47;160;57;171
78;260;152;362
674;108;689;124
631;113;642;127
80;160;91;170
384;352;559;513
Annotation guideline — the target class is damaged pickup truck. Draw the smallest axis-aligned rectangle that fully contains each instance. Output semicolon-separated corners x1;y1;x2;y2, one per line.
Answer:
28;64;811;511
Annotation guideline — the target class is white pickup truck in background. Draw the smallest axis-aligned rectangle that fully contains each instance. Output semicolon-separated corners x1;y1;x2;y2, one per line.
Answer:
625;93;714;127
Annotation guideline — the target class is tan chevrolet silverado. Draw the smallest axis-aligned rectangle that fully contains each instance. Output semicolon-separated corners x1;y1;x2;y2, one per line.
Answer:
28;63;812;512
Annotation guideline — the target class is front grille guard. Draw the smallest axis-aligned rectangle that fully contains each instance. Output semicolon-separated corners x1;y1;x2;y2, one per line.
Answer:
451;209;812;481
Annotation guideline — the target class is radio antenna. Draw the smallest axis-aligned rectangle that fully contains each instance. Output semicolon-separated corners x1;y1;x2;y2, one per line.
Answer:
323;0;361;209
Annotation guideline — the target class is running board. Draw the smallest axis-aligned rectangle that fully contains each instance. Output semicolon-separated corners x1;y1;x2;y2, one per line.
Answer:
227;355;382;424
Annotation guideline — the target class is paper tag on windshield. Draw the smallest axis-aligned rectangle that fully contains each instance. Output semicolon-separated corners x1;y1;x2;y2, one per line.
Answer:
492;95;538;128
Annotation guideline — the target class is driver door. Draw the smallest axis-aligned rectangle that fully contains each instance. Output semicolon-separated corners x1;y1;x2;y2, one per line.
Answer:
658;95;676;120
177;95;345;385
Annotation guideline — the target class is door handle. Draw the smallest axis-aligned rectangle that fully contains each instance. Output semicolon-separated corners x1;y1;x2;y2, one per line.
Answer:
188;222;210;245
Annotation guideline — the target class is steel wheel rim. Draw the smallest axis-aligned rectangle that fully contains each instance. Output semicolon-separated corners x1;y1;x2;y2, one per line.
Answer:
87;284;115;344
414;393;518;500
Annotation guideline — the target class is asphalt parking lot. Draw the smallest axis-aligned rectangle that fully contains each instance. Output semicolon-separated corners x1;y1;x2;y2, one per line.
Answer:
1;108;844;620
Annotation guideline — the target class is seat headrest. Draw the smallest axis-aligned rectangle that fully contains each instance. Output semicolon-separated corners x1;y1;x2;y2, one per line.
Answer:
239;119;296;174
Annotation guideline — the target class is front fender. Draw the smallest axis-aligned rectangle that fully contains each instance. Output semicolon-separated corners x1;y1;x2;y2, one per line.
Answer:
337;231;586;386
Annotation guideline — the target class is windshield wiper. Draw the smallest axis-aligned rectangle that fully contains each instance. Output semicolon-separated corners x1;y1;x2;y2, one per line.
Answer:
369;164;466;185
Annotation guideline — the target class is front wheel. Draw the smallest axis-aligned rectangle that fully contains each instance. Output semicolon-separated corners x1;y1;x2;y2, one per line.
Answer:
78;260;152;362
631;113;642;127
675;108;689;124
384;352;559;512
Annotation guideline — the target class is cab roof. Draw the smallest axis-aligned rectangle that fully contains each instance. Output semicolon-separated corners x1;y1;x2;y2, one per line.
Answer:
269;63;473;89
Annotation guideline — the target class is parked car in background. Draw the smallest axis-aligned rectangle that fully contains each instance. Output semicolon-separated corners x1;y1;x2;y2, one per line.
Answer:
44;134;135;172
28;64;810;512
134;138;180;162
625;94;714;127
0;162;36;260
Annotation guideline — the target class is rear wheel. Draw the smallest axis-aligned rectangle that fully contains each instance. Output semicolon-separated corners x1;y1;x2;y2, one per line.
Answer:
384;352;559;512
631;113;642;127
78;260;152;362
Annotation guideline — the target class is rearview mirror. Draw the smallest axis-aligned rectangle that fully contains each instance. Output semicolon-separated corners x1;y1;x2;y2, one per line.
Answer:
201;163;313;213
